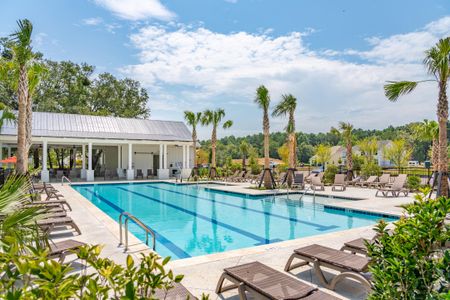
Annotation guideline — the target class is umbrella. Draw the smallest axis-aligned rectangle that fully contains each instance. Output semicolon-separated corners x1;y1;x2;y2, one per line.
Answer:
0;156;17;164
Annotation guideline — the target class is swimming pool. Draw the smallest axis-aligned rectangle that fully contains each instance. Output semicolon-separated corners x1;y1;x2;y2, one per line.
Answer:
72;182;397;260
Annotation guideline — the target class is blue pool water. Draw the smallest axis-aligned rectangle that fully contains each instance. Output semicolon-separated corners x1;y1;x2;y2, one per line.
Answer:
72;182;397;260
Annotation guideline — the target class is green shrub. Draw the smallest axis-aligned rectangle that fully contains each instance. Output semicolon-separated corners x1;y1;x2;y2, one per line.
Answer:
276;163;288;173
368;190;450;299
406;175;421;190
250;163;261;175
324;164;338;184
360;161;381;177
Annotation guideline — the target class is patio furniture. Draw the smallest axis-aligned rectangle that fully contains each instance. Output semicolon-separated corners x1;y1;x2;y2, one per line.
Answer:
340;238;372;255
155;282;197;300
355;176;378;188
369;173;391;188
310;175;324;191
136;169;144;179
375;174;408;197
216;261;339;300
292;172;305;189
37;216;82;235
332;174;347;191
284;244;372;291
146;169;153;179
47;239;87;263
347;176;361;186
44;182;65;201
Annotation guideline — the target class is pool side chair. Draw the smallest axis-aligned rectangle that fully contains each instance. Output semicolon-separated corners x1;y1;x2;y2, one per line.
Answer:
310;175;325;191
355;176;378;188
154;282;197;300
216;261;340;300
375;174;408;197
284;244;372;291
146;169;153;179
332;174;347;191
37;217;81;235
232;171;245;182
44;182;65;201
347;176;361;186
136;169;144;179
340;238;373;256
292;173;305;190
31;190;72;211
370;174;391;188
47;239;87;263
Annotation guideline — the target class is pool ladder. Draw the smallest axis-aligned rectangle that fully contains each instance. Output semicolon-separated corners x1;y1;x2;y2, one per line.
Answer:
118;212;156;252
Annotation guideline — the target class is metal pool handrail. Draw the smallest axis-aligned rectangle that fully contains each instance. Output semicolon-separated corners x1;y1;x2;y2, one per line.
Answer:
118;211;156;252
61;176;72;186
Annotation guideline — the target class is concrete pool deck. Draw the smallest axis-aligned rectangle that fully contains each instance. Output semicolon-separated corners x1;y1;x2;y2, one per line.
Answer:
52;180;417;300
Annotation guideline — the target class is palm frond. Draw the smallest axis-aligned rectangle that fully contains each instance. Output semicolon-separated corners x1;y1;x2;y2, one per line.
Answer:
254;85;270;110
384;81;419;101
223;120;233;129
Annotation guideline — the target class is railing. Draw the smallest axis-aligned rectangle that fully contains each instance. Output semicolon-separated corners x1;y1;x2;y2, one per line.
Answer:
118;212;156;252
61;176;72;186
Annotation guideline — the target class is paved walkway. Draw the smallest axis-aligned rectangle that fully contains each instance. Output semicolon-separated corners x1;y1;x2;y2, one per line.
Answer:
53;180;416;300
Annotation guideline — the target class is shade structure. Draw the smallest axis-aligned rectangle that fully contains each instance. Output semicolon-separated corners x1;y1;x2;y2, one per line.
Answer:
0;156;17;164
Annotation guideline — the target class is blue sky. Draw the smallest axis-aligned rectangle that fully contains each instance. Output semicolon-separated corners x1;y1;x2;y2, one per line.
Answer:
2;0;450;138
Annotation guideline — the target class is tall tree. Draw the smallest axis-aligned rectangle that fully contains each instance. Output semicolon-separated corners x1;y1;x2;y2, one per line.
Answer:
384;38;450;196
8;20;36;174
414;119;439;172
184;111;202;178
201;108;233;178
331;122;354;180
254;85;274;188
383;139;412;174
239;140;249;169
272;94;297;186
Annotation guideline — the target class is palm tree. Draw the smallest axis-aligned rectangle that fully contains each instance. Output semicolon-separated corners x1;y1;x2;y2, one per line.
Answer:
239;140;249;169
414;119;439;173
331;122;354;181
272;94;297;187
255;85;274;189
384;37;450;196
201;109;233;178
7;20;34;174
184;111;202;179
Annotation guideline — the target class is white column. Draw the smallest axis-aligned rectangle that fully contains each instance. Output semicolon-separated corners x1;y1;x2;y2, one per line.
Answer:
41;141;49;182
158;143;169;179
81;145;86;179
186;145;190;168
159;144;163;169
126;143;134;180
7;147;11;169
182;145;186;169
86;142;94;181
163;144;168;169
117;145;122;178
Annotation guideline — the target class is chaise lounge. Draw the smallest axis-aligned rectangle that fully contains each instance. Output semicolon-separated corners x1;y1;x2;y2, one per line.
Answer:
332;174;347;191
216;261;340;300
37;216;82;235
284;244;372;291
375;174;408;197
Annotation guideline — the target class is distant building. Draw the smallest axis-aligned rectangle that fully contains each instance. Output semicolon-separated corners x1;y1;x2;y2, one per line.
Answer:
310;140;395;168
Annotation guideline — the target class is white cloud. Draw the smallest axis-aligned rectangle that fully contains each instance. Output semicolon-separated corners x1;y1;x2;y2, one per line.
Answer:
82;17;103;26
121;17;449;138
93;0;175;21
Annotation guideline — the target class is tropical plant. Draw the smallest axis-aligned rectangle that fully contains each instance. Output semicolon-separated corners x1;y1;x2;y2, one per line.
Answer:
0;102;16;133
384;38;450;196
323;164;338;184
360;160;382;177
201;108;233;178
254;85;273;188
367;190;450;299
315;144;331;169
331;122;354;180
273;94;297;186
406;175;421;191
358;137;378;162
239;140;250;169
277;143;289;164
414;119;439;171
184;110;202;178
383;139;412;174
